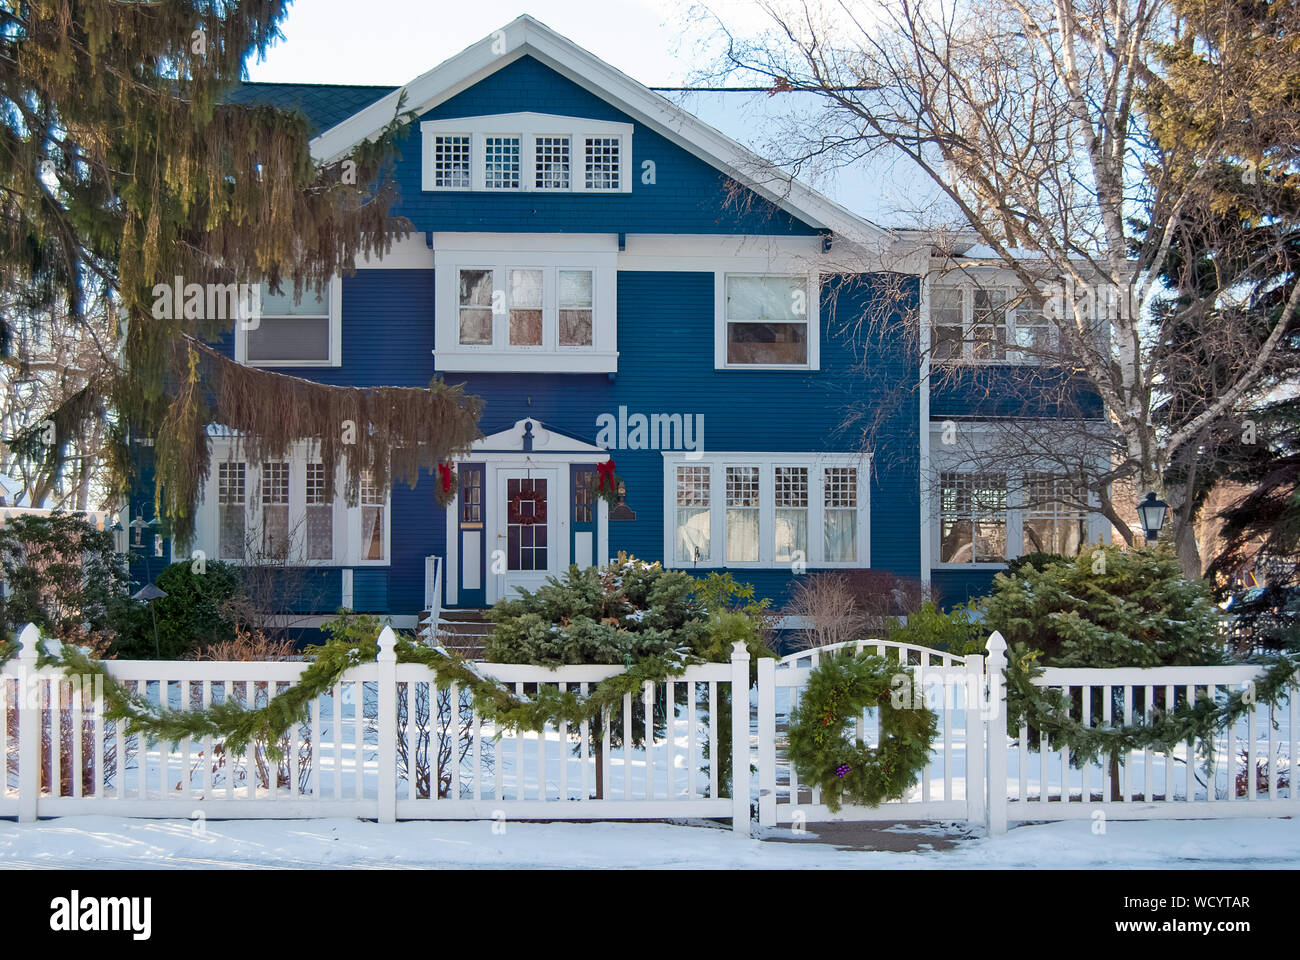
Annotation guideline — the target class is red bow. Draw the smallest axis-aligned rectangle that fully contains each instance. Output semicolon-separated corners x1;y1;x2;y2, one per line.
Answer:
438;462;454;493
596;459;616;491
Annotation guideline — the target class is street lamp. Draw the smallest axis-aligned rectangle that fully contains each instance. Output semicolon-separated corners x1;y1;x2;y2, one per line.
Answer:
1136;492;1169;543
132;582;168;658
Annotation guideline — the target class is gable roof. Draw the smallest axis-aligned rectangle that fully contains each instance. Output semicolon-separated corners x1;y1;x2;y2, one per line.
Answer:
308;16;896;252
229;82;397;133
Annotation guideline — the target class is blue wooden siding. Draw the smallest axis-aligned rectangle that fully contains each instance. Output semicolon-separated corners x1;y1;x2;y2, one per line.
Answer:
931;568;999;609
930;366;1104;420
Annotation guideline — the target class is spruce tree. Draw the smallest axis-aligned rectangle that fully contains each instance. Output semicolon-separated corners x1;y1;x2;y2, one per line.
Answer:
0;2;481;531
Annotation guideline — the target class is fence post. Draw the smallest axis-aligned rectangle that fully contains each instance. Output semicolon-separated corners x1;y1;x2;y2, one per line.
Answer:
730;641;751;836
17;622;41;823
376;625;398;824
963;652;986;827
757;654;776;827
985;631;1008;836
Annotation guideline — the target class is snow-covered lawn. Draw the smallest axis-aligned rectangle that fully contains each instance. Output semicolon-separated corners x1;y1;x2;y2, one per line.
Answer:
0;816;1297;869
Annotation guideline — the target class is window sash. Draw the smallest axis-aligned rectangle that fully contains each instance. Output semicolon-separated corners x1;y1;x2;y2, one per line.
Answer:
931;286;1053;363
669;458;864;567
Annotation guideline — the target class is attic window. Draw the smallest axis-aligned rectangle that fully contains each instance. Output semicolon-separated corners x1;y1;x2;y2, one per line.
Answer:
421;114;633;193
535;136;571;189
433;135;471;189
584;137;620;190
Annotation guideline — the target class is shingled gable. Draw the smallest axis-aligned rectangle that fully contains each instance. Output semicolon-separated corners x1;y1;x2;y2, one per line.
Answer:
308;15;900;256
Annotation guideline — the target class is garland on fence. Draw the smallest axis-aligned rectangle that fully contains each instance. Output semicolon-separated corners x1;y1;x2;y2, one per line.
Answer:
8;631;699;760
786;651;938;812
1002;641;1300;768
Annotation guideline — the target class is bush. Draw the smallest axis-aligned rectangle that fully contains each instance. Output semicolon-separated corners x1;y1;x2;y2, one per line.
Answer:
0;512;130;650
982;544;1224;667
885;601;985;656
1005;552;1068;576
111;559;242;659
783;570;925;649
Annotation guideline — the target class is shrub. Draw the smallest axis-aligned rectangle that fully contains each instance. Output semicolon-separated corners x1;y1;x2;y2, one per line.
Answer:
0;512;130;649
982;544;1224;667
111;559;242;660
885;601;985;656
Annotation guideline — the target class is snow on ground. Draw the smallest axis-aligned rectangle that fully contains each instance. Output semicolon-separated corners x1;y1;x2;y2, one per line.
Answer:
0;816;1297;869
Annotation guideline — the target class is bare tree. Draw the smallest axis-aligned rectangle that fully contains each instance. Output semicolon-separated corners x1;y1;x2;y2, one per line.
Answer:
696;0;1300;575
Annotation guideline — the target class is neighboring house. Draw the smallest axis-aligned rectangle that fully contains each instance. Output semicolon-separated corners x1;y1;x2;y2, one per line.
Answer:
128;16;1110;631
0;473;27;508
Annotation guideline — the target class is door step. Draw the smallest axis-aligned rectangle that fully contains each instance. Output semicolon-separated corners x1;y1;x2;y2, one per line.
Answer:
416;608;493;659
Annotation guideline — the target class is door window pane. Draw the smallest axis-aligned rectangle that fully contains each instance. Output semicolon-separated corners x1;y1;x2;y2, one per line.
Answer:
506;478;548;571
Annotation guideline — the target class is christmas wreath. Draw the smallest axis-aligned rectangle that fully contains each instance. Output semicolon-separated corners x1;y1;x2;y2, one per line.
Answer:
507;488;547;525
786;650;938;811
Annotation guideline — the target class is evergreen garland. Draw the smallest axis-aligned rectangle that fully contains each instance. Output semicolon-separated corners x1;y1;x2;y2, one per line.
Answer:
7;630;699;760
786;651;938;812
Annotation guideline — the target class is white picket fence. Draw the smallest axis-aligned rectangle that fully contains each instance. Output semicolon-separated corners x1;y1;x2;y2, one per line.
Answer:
3;623;1298;834
1;623;750;830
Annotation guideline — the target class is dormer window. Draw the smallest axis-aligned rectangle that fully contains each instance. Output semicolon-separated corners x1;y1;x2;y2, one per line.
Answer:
421;114;633;194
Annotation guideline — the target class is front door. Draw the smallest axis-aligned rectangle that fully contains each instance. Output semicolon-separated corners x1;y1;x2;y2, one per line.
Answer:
493;469;558;601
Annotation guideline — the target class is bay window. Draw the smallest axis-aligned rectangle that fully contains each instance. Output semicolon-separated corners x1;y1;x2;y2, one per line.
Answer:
434;236;618;372
199;441;385;565
666;454;868;568
217;461;246;560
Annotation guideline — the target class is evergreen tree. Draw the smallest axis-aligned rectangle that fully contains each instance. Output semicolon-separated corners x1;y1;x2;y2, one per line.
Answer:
0;2;481;531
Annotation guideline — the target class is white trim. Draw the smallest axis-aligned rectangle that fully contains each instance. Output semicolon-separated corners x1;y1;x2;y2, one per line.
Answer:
661;452;869;570
309;16;897;254
713;271;821;371
233;277;342;368
354;231;435;269
421;113;633;193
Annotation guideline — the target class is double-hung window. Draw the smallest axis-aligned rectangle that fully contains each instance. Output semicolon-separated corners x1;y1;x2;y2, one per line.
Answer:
722;274;814;367
237;278;342;367
422;115;632;193
930;285;1049;364
261;461;290;558
666;454;868;568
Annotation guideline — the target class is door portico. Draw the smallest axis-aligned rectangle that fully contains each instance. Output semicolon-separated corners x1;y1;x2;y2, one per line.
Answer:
444;419;611;607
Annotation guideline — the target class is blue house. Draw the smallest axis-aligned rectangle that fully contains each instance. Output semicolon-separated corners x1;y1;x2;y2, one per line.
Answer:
129;17;1110;636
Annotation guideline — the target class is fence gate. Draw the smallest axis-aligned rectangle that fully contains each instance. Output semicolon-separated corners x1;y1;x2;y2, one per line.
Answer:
756;640;987;827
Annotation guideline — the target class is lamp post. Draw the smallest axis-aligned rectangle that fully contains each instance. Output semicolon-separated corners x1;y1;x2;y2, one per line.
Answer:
132;583;168;658
1136;492;1169;544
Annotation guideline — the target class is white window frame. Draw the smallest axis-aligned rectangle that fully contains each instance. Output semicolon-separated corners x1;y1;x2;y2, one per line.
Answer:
421;113;633;194
433;233;618;373
234;277;343;368
662;452;869;569
929;284;1054;365
197;439;389;566
714;271;821;371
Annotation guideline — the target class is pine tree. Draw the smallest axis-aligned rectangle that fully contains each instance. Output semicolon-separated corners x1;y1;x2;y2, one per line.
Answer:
0;2;482;531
